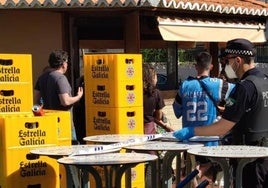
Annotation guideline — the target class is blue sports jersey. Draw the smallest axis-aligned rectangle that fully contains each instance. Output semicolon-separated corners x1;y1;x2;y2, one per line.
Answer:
173;76;235;146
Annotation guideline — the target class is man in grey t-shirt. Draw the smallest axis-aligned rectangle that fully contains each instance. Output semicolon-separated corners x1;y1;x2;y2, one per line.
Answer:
34;50;83;142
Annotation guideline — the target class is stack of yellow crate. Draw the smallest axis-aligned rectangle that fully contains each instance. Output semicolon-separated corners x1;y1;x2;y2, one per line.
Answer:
84;54;144;135
0;54;70;188
83;54;145;188
43;110;72;188
0;54;33;113
0;113;60;187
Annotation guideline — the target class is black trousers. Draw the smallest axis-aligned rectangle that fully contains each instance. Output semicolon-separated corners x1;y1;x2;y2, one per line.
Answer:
242;158;268;188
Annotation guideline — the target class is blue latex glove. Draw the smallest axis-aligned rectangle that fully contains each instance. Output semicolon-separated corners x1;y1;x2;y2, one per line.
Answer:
173;127;194;141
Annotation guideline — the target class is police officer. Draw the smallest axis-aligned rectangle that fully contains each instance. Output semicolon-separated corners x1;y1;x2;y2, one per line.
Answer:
173;38;268;188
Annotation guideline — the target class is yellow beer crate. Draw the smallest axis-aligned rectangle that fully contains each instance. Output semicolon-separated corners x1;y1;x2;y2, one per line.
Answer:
86;106;143;136
85;79;142;108
0;53;32;83
57;138;72;146
121;163;145;188
43;110;72;140
0;112;32;118
0;147;60;188
83;54;142;81
0;114;58;149
0;83;33;114
59;164;67;188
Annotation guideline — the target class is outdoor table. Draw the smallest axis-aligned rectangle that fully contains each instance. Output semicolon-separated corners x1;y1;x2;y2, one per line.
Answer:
84;133;159;187
83;133;157;143
30;145;121;188
187;145;268;188
84;134;208;188
124;140;203;188
57;152;158;188
30;144;121;158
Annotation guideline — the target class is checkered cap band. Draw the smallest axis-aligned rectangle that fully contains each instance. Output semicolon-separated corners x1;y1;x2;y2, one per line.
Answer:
224;49;254;56
224;38;255;57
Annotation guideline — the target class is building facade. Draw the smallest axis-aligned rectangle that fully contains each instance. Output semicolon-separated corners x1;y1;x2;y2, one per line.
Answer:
0;0;267;90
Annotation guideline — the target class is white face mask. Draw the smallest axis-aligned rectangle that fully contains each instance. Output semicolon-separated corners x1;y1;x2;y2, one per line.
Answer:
225;64;237;79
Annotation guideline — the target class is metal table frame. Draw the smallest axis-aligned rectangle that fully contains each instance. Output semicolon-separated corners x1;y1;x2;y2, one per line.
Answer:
124;141;204;188
58;152;158;188
187;145;268;188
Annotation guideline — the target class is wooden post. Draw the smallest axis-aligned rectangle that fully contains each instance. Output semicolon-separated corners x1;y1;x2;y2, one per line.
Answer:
209;42;219;77
124;11;140;53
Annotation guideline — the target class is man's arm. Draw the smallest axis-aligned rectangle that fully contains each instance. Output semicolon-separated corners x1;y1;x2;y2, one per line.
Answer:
173;118;235;140
195;118;235;136
59;87;83;107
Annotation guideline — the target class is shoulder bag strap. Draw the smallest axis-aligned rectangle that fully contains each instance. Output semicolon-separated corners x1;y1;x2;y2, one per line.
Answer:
197;79;220;112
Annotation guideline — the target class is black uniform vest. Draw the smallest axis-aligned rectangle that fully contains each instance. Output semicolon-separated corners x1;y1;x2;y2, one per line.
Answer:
232;75;268;146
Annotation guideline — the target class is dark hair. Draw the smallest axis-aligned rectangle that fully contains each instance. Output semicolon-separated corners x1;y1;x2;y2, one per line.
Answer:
48;50;68;68
143;64;157;97
238;55;254;64
195;51;212;70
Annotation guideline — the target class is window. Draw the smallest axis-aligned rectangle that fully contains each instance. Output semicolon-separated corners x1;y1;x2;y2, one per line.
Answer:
256;44;268;63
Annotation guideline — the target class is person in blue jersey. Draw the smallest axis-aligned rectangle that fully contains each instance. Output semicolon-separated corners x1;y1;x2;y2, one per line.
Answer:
173;51;235;186
173;51;234;146
173;38;268;188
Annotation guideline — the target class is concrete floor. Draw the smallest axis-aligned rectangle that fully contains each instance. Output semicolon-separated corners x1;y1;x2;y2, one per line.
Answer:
162;98;182;132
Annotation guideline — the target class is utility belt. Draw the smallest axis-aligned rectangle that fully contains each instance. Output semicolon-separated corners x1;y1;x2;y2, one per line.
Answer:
243;131;268;147
246;137;268;147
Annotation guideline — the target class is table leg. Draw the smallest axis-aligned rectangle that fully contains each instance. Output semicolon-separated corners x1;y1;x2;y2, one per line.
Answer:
78;166;103;188
125;149;158;188
64;164;81;188
150;160;159;188
176;153;181;185
81;169;89;188
235;158;256;188
208;157;231;188
124;149;136;188
162;151;178;188
184;152;195;188
125;166;131;188
114;163;138;188
103;166;111;188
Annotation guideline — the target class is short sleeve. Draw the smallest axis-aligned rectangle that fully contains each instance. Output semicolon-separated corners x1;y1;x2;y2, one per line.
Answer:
56;75;72;95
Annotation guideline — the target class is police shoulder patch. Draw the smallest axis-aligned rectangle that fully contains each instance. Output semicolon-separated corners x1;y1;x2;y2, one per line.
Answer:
225;97;236;107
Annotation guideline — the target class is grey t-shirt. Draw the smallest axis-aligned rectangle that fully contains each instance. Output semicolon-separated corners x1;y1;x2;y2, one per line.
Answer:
35;70;72;111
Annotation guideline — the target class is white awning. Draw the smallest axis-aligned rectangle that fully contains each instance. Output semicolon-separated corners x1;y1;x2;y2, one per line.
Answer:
158;17;267;42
